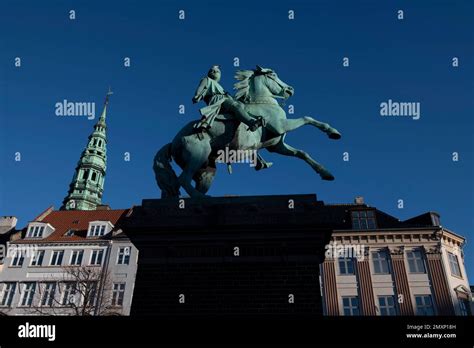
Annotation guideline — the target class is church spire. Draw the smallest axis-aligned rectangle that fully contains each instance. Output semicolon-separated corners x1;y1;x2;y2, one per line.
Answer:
98;86;113;123
61;89;112;211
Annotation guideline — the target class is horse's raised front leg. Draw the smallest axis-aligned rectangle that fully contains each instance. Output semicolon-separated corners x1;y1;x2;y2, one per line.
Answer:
282;116;341;139
268;139;335;180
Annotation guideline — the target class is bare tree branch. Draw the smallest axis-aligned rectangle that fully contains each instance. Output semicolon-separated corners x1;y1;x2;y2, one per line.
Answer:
25;265;120;316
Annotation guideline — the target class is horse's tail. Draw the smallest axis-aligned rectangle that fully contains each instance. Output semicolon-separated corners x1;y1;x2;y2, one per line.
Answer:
153;143;180;198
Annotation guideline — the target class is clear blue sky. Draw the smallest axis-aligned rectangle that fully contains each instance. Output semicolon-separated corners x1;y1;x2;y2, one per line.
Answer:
0;1;473;279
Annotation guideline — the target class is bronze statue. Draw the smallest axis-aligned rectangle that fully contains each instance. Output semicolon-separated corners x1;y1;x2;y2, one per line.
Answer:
154;65;341;198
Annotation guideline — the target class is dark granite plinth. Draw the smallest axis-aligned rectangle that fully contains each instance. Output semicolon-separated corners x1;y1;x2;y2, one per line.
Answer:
123;194;337;317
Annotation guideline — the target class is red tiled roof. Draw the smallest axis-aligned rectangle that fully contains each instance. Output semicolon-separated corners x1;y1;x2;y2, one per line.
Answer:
17;209;129;243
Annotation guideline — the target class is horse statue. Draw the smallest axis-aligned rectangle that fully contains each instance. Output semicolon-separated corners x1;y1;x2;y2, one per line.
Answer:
153;65;341;198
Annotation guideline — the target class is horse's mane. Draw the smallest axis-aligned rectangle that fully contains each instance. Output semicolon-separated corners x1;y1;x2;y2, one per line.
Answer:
233;70;254;102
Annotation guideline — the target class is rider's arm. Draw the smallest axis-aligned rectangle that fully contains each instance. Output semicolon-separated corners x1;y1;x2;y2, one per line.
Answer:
192;77;208;103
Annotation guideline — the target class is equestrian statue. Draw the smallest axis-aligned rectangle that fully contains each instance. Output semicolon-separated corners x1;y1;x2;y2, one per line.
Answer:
153;65;341;198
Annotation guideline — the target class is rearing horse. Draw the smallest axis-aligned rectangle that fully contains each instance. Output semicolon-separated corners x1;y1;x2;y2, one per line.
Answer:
154;65;341;198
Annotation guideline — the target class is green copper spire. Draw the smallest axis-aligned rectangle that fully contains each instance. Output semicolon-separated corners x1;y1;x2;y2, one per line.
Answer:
61;88;113;210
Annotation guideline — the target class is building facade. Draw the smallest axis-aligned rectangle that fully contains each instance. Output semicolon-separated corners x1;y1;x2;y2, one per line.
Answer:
0;208;137;315
320;198;472;316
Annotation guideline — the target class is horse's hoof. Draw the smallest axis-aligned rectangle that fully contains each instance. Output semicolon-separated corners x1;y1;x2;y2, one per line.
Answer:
328;129;341;140
319;171;335;181
255;161;273;171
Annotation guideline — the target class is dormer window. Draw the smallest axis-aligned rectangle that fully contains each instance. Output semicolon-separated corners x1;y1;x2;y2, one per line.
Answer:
431;213;440;226
351;210;377;230
65;229;75;237
27;225;44;238
87;221;113;237
25;223;54;239
89;225;105;236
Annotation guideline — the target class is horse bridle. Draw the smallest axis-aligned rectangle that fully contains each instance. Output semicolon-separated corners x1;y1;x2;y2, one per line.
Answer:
263;72;290;106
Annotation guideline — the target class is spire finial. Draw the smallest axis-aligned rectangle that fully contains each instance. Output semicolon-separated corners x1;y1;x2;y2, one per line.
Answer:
98;87;113;122
105;86;113;105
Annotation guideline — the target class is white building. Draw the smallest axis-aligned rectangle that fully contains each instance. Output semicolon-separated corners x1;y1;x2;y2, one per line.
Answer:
0;207;138;315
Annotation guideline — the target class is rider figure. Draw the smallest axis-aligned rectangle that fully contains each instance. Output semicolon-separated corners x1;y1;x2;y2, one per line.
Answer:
192;65;263;132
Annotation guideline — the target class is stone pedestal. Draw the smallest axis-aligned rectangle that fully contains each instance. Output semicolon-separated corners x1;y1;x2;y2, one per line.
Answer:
123;194;335;317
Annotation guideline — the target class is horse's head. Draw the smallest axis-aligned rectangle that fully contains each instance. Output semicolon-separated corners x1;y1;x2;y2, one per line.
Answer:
234;66;294;103
254;65;294;99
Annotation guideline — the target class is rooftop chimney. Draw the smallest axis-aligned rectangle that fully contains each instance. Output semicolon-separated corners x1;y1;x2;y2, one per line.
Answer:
96;204;111;211
354;196;365;205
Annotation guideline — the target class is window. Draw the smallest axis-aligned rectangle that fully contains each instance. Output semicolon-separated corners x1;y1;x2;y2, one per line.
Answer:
62;283;77;306
65;229;75;236
338;257;354;275
351;210;376;230
82;170;89;179
117;247;130;265
91;172;97;181
27;225;45;238
20;282;36;307
27;226;34;237
112;283;125;306
459;298;471;316
0;283;16;307
87;282;98;307
41;283;56;307
342;297;360;316
90;250;104;265
89;225;106;237
372;250;390;274
448;252;462;278
378;296;397;316
407;250;426;273
89;225;97;236
415;295;435;316
11;251;24;267
50;251;64;266
70;250;84;266
30;250;45;266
